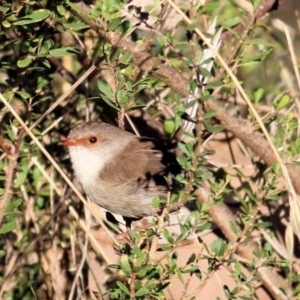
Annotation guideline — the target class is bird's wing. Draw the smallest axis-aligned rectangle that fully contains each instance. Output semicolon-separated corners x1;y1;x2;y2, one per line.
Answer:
98;137;180;191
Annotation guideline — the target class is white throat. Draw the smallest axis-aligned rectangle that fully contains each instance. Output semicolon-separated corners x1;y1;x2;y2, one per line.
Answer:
68;146;106;189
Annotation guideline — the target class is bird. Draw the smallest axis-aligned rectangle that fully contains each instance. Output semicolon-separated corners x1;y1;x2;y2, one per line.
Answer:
60;21;222;230
60;121;182;229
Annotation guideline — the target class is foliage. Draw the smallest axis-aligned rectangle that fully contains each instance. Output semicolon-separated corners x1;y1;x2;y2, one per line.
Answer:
0;0;299;299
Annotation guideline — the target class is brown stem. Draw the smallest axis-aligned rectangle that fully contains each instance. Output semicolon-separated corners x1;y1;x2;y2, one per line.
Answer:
0;154;17;225
0;128;25;225
0;136;10;155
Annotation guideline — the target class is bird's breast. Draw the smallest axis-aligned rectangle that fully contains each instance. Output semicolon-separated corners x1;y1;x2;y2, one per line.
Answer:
69;146;106;190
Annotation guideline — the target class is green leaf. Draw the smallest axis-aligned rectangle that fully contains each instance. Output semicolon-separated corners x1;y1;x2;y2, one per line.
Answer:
37;196;45;208
157;35;166;47
253;0;261;10
41;58;51;69
201;171;213;180
4;211;23;217
277;94;289;109
238;60;261;67
57;5;66;16
135;287;149;297
199;67;211;78
14;172;27;188
191;265;202;279
2;20;11;28
164;118;175;135
97;79;114;98
177;142;190;155
189;80;197;94
203;110;216;119
120;255;132;275
8;198;23;210
109;48;122;64
223;17;241;28
205;122;223;133
16;91;30;99
63;21;90;31
17;57;32;68
170;58;183;68
254;221;272;228
163;228;174;244
206;80;223;89
105;216;121;233
119;52;132;64
177;156;188;168
107;264;121;270
229;221;240;235
211;238;226;256
0;4;10;14
129;229;136;242
14;9;51;25
38;39;54;57
272;162;281;173
116;281;130;295
195;222;212;232
186;253;196;265
0;221;16;234
254;88;264;103
49;47;80;57
100;96;118;110
201;2;220;12
175;174;188;184
108;17;124;31
247;38;276;47
116;90;128;107
0;250;6;258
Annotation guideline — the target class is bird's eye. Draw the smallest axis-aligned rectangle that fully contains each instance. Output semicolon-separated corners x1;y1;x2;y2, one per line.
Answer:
89;136;97;144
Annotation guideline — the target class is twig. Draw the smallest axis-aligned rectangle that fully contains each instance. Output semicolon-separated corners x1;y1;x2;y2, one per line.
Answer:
0;128;25;225
0;154;17;226
68;206;90;300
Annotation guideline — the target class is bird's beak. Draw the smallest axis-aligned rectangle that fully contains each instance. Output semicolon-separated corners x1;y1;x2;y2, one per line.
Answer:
59;138;78;146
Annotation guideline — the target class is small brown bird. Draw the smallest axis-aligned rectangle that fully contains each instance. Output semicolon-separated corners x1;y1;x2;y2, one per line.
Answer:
60;122;182;229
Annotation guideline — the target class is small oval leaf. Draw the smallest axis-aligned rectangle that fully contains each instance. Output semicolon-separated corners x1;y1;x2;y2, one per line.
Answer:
14;9;51;25
0;221;16;234
17;57;32;68
211;238;226;256
49;47;80;57
14;172;27;188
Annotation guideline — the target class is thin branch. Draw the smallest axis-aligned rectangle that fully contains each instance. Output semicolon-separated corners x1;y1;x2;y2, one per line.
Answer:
0;127;25;225
0;153;17;225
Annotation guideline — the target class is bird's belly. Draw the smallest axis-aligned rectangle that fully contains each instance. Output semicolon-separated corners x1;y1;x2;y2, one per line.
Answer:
85;181;159;218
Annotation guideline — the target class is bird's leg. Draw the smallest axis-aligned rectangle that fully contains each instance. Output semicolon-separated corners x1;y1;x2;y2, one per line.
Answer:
114;217;133;243
123;217;133;231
